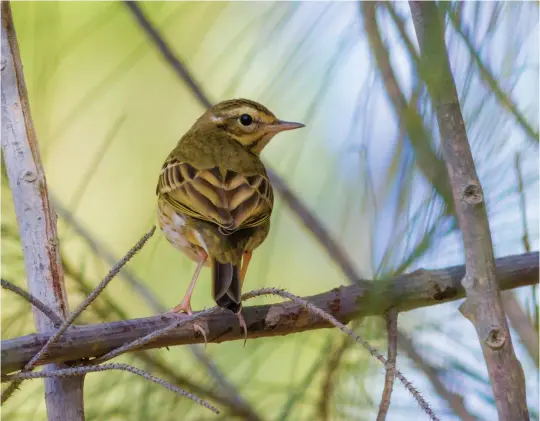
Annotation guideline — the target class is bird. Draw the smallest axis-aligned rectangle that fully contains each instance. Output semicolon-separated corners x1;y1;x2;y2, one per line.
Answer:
156;98;304;342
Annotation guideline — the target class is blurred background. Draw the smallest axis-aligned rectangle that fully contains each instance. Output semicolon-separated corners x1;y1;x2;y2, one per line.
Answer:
1;1;538;420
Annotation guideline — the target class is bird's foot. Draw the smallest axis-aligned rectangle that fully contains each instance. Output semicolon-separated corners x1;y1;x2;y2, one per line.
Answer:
236;311;248;348
169;302;208;347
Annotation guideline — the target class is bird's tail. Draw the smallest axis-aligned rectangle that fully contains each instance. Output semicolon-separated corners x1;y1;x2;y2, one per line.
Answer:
211;259;242;314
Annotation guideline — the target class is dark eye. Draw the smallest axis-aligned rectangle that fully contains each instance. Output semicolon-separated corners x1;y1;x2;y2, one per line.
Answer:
239;114;253;126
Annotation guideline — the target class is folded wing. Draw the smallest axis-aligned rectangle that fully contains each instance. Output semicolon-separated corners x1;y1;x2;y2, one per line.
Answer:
156;157;273;232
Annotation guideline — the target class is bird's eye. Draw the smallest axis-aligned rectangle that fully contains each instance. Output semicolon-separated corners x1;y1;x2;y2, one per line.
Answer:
239;114;253;126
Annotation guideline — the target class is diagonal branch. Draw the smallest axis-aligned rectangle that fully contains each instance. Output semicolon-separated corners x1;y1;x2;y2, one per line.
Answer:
3;251;537;374
397;331;479;421
250;288;437;420
1;226;155;403
1;2;84;417
3;363;219;414
408;2;530;420
62;257;262;419
1;279;63;327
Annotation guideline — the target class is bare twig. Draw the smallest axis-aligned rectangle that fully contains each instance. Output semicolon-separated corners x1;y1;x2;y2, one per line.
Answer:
377;308;398;421
90;286;437;419
1;2;84;416
2;363;219;414
408;2;530;419
397;331;479;421
90;306;219;365
1;227;155;403
54;197;164;313
1;279;63;326
4;251;537;374
61;257;261;420
244;288;438;421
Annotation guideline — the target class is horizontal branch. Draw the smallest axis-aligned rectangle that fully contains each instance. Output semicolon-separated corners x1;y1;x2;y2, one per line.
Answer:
3;252;537;374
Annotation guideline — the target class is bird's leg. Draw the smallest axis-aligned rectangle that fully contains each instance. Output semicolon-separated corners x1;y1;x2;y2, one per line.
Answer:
170;252;208;345
240;251;252;287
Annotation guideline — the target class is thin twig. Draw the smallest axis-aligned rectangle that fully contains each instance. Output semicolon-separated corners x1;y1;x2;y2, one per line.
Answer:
1;226;155;404
61;258;260;420
2;363;219;414
242;288;439;421
80;286;437;419
90;306;219;365
397;331;478;421
377;307;398;421
1;279;63;326
54;196;164;314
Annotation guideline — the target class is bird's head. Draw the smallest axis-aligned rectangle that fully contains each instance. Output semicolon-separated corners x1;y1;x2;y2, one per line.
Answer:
195;99;305;154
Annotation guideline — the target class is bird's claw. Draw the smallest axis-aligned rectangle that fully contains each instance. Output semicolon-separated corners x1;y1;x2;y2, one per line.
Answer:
193;322;208;347
236;311;248;347
168;303;208;347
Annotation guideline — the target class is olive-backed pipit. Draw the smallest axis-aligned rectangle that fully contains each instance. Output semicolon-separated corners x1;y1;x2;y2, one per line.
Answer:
156;99;304;340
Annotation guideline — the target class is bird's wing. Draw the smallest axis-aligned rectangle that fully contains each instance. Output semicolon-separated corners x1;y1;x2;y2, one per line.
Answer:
157;157;273;231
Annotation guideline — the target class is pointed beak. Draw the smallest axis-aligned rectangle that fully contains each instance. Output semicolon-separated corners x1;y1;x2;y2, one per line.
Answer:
267;120;305;133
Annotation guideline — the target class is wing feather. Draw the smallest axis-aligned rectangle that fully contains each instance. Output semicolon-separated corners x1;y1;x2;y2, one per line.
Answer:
157;159;272;232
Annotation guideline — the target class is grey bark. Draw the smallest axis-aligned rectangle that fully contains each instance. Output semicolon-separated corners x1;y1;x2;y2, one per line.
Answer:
408;2;530;420
1;3;85;419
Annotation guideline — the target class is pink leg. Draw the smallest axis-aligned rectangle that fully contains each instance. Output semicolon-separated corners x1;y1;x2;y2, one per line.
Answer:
171;252;207;314
170;252;208;345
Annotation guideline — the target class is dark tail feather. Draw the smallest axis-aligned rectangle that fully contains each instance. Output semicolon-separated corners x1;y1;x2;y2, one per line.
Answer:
211;260;242;314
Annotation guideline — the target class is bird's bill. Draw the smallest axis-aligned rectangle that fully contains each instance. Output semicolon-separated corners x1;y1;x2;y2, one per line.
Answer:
267;120;305;132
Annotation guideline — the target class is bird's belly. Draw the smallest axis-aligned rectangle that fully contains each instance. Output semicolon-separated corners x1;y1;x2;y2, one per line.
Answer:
157;202;207;263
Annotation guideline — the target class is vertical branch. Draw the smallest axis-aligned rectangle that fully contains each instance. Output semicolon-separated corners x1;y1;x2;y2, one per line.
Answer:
376;308;398;421
408;2;529;420
1;3;85;419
